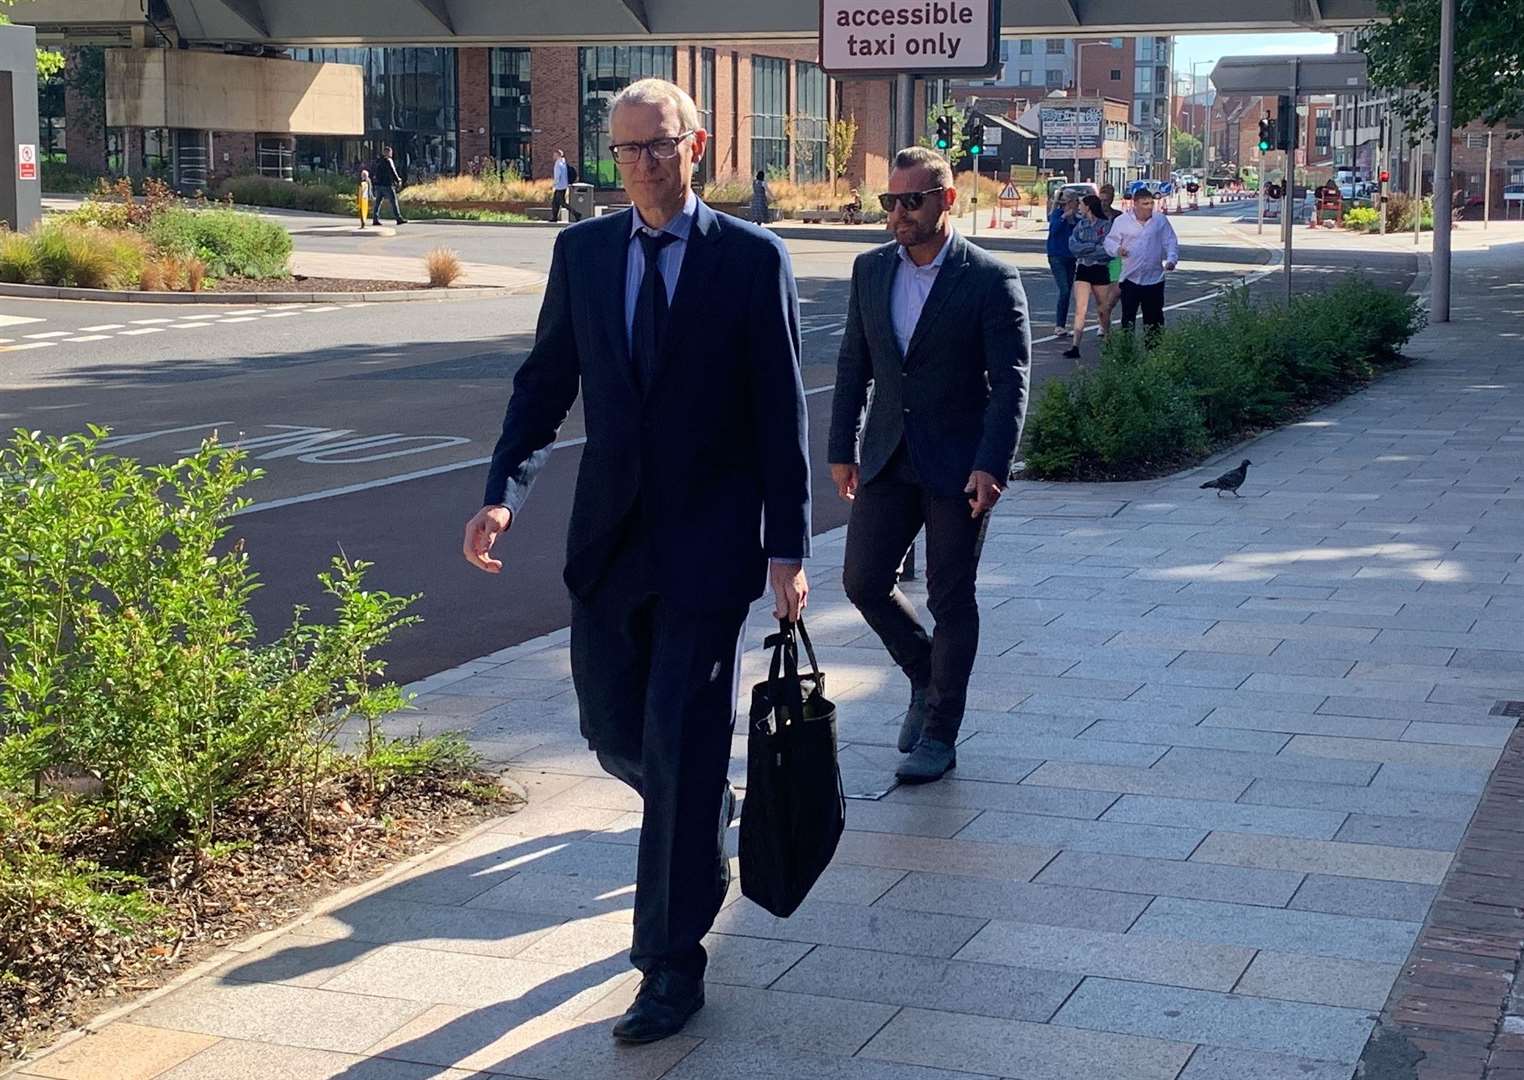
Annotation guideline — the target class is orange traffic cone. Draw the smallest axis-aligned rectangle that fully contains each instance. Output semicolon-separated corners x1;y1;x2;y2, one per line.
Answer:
988;207;998;229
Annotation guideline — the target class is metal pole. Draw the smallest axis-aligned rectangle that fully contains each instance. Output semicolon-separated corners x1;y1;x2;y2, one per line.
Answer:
1484;129;1493;230
1257;155;1265;234
1378;125;1387;235
1413;133;1422;246
1432;0;1455;321
895;73;914;150
972;147;980;236
1283;60;1297;303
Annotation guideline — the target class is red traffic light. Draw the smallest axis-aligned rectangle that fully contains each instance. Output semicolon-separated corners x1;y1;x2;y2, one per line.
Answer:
1379;170;1390;183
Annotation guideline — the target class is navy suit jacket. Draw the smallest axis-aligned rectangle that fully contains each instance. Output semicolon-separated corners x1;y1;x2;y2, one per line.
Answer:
827;231;1031;497
482;199;811;613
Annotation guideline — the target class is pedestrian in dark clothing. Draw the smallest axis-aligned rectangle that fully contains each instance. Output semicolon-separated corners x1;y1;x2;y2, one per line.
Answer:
750;170;772;224
371;145;406;225
1046;191;1078;335
828;146;1031;786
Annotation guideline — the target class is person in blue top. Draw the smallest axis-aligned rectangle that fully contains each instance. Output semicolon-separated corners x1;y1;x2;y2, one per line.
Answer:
1063;194;1115;360
1045;191;1079;336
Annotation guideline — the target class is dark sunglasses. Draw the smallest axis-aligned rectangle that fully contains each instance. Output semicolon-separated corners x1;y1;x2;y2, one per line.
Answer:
877;187;946;212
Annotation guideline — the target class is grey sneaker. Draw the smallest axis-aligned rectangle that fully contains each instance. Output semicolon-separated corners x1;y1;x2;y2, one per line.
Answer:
898;685;932;753
895;737;957;784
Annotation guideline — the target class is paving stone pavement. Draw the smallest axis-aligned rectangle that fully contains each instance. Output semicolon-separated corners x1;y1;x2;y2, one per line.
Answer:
13;248;1524;1080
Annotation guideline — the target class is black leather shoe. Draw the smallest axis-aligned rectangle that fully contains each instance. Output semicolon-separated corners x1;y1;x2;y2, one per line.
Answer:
611;969;705;1043
898;685;931;753
895;736;957;784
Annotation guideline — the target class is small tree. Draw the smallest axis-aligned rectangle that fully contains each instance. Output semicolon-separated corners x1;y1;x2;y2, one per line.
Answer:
825;115;858;197
921;101;967;170
1173;132;1203;171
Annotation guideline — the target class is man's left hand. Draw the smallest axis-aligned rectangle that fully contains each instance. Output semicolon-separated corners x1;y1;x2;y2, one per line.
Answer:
770;561;809;622
965;470;1003;518
1164;261;1177;272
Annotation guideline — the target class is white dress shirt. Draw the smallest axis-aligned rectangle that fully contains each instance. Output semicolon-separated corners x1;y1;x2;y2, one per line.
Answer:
892;231;955;355
1104;210;1179;286
624;190;697;350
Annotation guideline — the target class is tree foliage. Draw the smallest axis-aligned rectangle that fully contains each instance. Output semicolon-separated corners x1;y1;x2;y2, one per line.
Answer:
1173;131;1203;170
1362;0;1524;138
920;101;967;170
0;0;65;79
825;115;858;195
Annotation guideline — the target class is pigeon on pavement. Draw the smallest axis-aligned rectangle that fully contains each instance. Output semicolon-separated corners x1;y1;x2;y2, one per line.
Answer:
1200;459;1252;497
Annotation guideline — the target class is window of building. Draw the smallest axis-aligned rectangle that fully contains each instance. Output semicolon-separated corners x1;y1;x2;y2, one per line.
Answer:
1112;37;1124;48
1019;70;1033;86
579;45;677;188
1135;67;1153;94
1045;69;1065;87
1109;68;1121;81
752;56;790;178
1000;41;1010;61
1046;38;1066;53
794;61;828;183
1019;40;1033;54
698;48;716;183
489;48;532;176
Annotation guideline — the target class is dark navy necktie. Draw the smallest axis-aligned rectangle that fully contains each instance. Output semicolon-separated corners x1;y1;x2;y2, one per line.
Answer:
632;230;677;391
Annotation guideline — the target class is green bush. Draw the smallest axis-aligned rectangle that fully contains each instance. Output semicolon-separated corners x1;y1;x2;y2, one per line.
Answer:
40;161;100;194
148;207;292;279
0;231;41;283
11;224;145;288
1024;281;1424;480
1344;206;1380;232
216;173;350;215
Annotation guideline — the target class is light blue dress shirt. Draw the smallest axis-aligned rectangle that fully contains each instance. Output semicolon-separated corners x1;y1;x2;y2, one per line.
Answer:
892;231;955;355
624;190;697;351
552;158;569;191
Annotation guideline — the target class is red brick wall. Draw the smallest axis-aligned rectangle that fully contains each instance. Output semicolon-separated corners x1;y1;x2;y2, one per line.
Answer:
1078;38;1130;104
531;46;579;182
211;131;257;182
63;47;107;174
458;47;491;167
841;81;893;191
714;48;739;176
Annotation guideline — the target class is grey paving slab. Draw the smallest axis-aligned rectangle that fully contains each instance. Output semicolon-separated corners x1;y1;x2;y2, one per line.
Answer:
1177;1045;1356;1080
677;983;899;1056
1062;660;1248;689
1129;685;1334;716
1238;777;1480;821
1334;813;1469;850
1318;691;1497;724
133;980;432;1054
829;829;1058;881
859;1006;1195;1080
884;776;1120;819
1032;850;1304;906
218;933;374;989
876;871;1152;932
800;864;908;905
1368;762;1492;793
1020;761;1251;801
1201;707;1410;741
459;871;635;922
1283;733;1502;770
703;933;819;989
1012;693;1213;725
1192;830;1451;884
956;808;1206;858
956;731;1169;767
1151;748;1380;787
772;943;1079;1020
1170;651;1356;679
151;1040;481;1080
1403;719;1516;746
1052;978;1376;1063
1288;874;1440;922
842;800;983;839
1077;720;1292;755
712;898;985;958
298;896;560;959
1235;951;1401;1010
660;1041;1003;1080
1129;896;1420;963
955;919;1253;991
1100;794;1347;840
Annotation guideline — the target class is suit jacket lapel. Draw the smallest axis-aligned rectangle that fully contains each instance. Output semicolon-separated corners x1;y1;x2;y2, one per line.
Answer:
600;210;639;398
648;200;723;395
875;246;905;367
904;233;971;366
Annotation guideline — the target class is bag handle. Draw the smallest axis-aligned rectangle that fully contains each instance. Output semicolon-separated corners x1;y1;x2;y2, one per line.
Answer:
763;622;807;728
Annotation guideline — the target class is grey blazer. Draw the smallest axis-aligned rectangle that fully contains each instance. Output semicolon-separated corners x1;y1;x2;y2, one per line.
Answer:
827;231;1032;497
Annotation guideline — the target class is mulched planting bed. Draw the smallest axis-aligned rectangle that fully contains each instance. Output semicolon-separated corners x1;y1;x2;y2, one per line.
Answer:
1;769;520;1064
206;275;441;293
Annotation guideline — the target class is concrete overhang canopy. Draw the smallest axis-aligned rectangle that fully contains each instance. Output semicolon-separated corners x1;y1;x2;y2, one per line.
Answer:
154;0;1380;43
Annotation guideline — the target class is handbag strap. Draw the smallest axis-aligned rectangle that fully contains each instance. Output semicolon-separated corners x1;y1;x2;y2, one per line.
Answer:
764;623;807;726
792;617;823;688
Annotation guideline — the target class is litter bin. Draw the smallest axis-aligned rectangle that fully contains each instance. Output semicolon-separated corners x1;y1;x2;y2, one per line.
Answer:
569;182;594;221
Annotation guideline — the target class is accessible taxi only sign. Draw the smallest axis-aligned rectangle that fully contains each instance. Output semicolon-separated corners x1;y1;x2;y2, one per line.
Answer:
820;0;1001;76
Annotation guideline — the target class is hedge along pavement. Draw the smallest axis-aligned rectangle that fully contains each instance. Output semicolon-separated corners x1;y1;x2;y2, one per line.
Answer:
1022;278;1426;482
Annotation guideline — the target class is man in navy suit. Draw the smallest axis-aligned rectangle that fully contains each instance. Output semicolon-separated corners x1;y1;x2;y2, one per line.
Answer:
462;79;810;1043
829;147;1031;785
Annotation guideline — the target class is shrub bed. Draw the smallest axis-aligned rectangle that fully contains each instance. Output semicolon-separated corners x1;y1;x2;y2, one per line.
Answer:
0;223;146;289
216;173;349;214
1023;280;1425;481
148;206;292;278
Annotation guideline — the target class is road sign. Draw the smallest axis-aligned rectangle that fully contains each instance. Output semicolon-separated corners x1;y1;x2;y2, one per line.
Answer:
819;0;1001;77
997;181;1019;202
17;143;35;181
1009;164;1037;182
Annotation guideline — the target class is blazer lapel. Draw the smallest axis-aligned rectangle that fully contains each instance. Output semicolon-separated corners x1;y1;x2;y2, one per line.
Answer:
875;246;905;367
599;210;639;398
904;233;972;366
647;200;724;395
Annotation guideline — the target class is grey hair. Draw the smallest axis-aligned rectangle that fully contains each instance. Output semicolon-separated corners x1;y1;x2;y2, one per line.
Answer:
892;146;954;189
611;78;701;132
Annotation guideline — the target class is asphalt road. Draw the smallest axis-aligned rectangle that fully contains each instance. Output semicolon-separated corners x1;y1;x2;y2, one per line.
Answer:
0;222;1416;684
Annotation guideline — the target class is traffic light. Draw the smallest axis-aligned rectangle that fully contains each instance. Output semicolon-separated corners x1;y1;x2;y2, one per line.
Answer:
1379;169;1390;184
961;114;983;157
935;114;952;151
1257;114;1274;154
1275;95;1294;150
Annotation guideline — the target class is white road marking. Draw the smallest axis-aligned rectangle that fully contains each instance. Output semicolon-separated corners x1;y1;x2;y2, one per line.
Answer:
0;341;56;352
168;322;211;329
129;318;173;325
0;314;44;327
307;306;341;312
78;323;127;331
64;335;111;343
118;327;166;336
217;317;259;323
180;313;225;321
343;302;368;308
23;331;73;339
261;311;302;318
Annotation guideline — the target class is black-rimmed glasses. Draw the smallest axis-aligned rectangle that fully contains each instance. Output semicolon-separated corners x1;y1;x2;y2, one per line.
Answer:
609;131;695;164
878;187;947;212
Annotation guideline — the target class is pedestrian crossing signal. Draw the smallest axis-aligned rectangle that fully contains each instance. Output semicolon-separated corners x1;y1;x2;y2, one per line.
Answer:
935;115;953;151
1257;115;1273;154
961;115;983;157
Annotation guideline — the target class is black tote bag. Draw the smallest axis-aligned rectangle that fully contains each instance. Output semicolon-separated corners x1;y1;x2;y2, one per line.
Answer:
739;618;846;918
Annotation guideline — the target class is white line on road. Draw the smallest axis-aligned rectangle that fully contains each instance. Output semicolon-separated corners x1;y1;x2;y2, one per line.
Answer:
180;313;226;321
129;318;174;325
168;322;210;329
118;327;166;336
23;331;73;339
0;341;56;352
307;306;341;312
78;323;127;331
261;312;302;318
64;335;111;343
217;317;260;323
0;314;44;327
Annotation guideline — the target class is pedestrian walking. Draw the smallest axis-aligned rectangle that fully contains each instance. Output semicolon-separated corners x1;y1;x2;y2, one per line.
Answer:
370;145;406;226
550;148;571;222
1104;187;1178;338
1063;194;1114;360
1097;183;1123;332
1046;190;1079;336
828;146;1031;785
357;169;371;229
463;77;810;1045
750;170;773;224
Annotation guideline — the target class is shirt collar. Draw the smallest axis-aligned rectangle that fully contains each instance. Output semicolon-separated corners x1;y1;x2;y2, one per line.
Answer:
896;229;956;271
631;190;699;242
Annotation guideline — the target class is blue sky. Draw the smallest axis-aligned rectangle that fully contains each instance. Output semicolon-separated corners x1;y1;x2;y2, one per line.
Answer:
1172;32;1338;82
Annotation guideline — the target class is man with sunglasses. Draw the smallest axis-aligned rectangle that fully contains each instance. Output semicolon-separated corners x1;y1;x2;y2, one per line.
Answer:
829;146;1031;785
462;78;810;1044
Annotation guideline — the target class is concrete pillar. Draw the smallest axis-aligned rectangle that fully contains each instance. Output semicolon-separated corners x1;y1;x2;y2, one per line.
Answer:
0;25;40;231
63;46;107;174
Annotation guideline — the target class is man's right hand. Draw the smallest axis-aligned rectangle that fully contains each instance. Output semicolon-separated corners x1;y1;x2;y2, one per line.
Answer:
830;463;860;502
463;505;513;573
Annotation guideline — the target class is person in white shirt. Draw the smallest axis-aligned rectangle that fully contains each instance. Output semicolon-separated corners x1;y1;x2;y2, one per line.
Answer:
1103;188;1179;337
550;148;570;222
